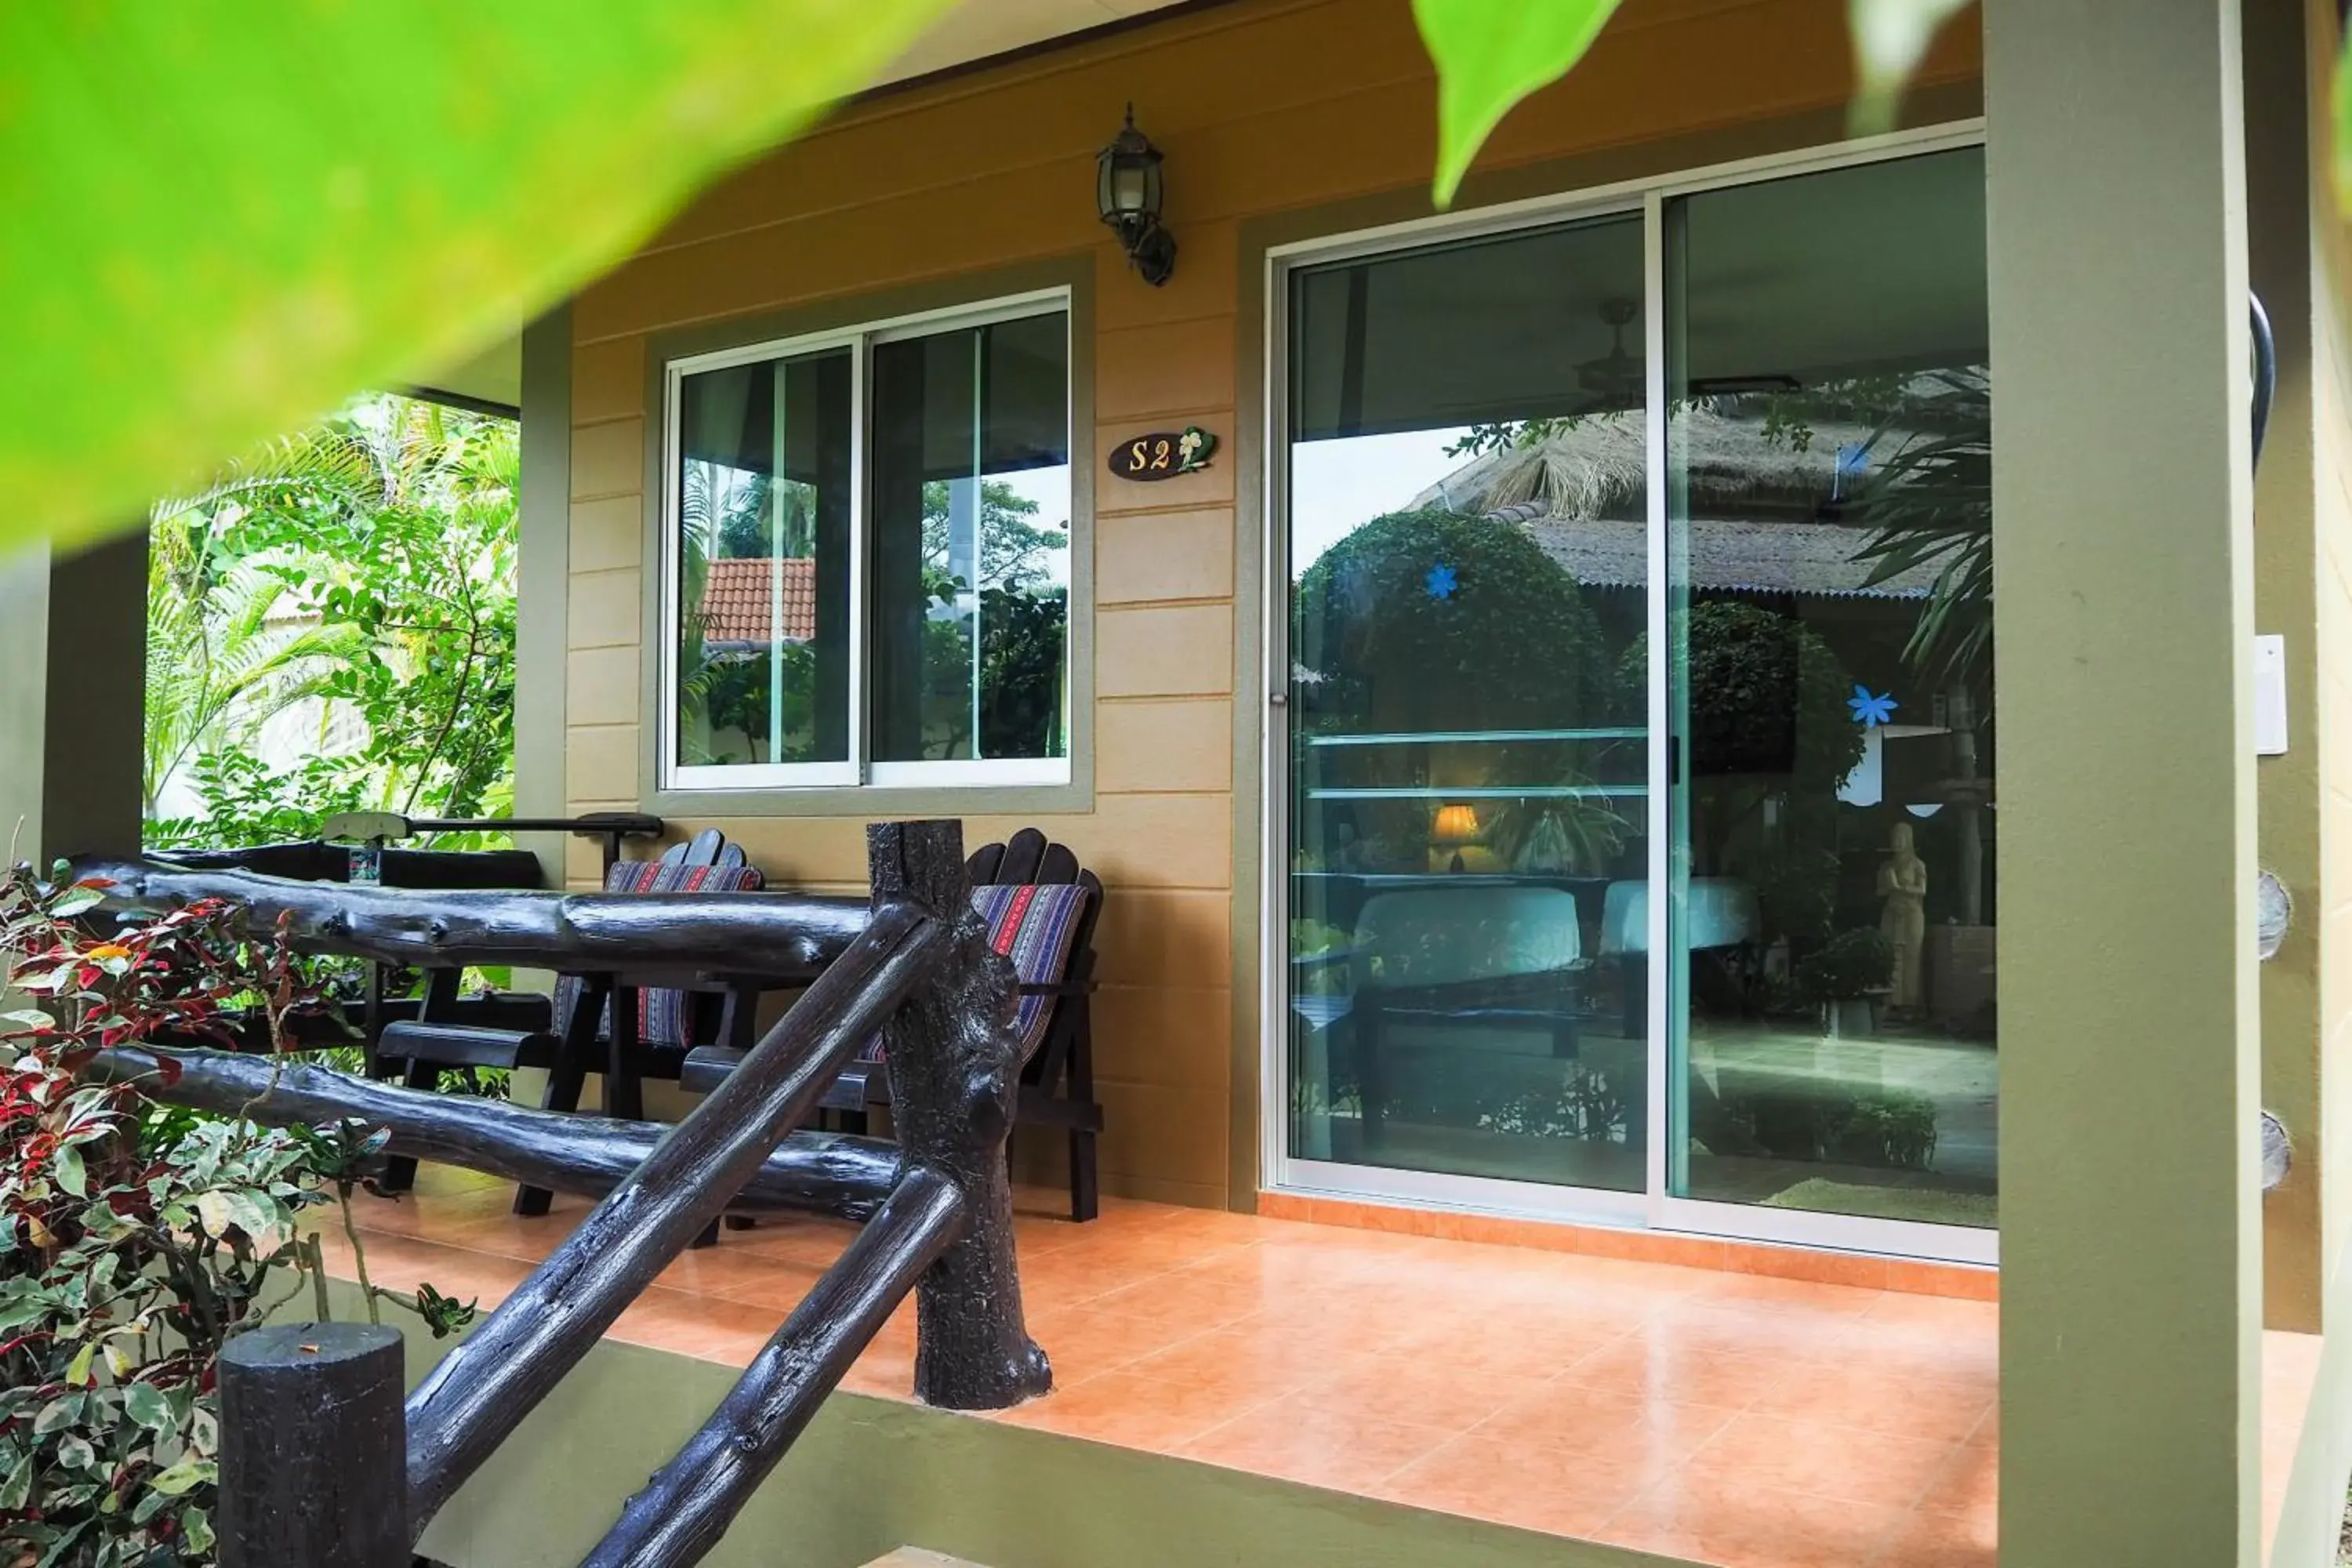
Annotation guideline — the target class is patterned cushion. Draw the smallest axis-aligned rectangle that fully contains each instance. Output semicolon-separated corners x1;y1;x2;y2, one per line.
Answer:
859;882;1091;1065
554;857;765;1048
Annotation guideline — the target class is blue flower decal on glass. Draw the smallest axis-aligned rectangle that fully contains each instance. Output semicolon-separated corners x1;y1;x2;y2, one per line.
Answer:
1848;685;1897;728
1425;563;1459;600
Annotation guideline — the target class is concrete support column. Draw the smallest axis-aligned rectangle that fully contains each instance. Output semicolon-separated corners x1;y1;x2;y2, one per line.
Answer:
0;532;146;873
1987;2;2262;1565
0;546;53;869
515;304;572;894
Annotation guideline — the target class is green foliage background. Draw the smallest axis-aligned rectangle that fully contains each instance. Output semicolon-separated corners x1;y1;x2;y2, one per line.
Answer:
143;396;519;850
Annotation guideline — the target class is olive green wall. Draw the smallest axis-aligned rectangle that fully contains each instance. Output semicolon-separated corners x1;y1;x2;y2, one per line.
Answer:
1987;1;2263;1565
2268;0;2352;1559
361;1294;1673;1568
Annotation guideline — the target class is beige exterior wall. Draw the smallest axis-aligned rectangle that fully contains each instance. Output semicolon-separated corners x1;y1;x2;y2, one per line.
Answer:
557;0;1982;1207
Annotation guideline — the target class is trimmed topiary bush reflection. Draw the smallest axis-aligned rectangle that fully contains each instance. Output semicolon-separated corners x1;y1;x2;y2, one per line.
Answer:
1293;508;1613;733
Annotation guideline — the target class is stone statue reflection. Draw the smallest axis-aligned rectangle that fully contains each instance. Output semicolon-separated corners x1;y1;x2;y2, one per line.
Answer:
1878;821;1929;1012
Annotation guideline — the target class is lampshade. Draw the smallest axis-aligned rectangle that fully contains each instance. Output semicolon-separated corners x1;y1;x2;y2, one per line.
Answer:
1095;107;1163;227
1432;804;1480;844
1095;104;1175;285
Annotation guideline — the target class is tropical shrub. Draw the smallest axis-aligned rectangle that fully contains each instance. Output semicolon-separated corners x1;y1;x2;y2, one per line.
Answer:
1793;926;1896;1003
0;868;473;1567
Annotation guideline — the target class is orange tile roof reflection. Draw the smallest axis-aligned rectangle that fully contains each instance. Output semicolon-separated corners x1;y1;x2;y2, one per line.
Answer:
699;557;816;645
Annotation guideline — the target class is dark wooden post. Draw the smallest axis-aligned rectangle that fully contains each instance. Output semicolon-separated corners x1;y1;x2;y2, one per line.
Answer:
216;1322;407;1568
867;820;1052;1409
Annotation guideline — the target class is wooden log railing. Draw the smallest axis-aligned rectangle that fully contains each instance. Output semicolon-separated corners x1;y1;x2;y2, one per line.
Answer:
82;820;1052;1568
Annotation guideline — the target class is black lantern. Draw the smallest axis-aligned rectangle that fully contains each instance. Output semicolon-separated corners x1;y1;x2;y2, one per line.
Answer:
1097;104;1175;286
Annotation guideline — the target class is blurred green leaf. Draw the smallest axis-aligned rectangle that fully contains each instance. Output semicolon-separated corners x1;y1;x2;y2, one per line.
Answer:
1846;0;1974;136
0;1;956;555
2339;32;2352;211
1413;0;1621;208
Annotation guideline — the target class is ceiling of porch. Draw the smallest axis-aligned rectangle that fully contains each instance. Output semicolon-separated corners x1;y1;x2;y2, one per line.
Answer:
407;0;1199;413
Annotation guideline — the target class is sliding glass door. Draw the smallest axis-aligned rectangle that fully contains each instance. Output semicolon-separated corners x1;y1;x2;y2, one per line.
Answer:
1283;213;1651;1201
1271;136;1995;1258
1663;148;1995;1244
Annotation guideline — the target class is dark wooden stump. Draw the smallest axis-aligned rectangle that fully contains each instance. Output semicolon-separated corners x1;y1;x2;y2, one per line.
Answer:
216;1322;407;1568
868;821;1053;1410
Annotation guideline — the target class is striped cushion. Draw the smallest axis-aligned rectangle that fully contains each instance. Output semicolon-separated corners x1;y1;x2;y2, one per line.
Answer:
554;857;766;1048
860;882;1091;1065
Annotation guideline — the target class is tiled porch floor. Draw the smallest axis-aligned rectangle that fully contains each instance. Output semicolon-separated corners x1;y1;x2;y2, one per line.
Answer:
331;1167;1998;1568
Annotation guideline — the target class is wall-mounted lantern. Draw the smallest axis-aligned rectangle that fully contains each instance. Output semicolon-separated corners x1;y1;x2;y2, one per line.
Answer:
1097;104;1176;286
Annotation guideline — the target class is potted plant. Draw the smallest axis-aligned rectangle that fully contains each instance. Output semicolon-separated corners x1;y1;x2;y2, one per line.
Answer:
1793;927;1894;1037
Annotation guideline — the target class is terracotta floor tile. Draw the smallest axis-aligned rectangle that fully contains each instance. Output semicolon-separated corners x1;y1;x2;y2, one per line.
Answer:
1917;1436;1998;1519
1858;1292;2000;1334
656;1245;823;1297
998;1368;1275;1450
1125;1319;1385;1391
1597;1479;1910;1568
354;1167;2002;1568
1472;1383;1737;1460
705;1258;833;1310
1559;1340;1794;1410
1171;1243;1382;1295
606;1287;786;1366
1290;1352;1530;1432
1871;1503;1998;1568
1747;1368;1994;1445
1383;1308;1639;1381
335;1231;533;1309
1683;1413;1960;1511
1178;1394;1454;1493
1020;1306;1220;1384
716;1214;866;1269
1377;1432;1645;1538
1643;1301;1867;1364
1083;1266;1276;1327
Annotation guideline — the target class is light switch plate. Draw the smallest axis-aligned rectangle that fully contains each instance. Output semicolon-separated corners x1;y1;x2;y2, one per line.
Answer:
2255;633;2288;756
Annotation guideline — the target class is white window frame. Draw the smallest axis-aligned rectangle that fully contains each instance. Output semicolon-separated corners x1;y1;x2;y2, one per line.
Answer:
659;287;1075;795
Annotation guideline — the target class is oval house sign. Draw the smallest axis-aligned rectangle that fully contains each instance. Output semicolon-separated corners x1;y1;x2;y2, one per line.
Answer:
1110;426;1217;481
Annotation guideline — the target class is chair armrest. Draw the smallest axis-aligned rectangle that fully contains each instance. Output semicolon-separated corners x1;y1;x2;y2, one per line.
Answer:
1016;979;1097;997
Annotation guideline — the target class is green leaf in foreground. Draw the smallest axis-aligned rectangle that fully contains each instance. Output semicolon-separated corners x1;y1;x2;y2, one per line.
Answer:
2339;29;2352;212
1413;0;1621;209
0;0;958;557
1846;0;1976;136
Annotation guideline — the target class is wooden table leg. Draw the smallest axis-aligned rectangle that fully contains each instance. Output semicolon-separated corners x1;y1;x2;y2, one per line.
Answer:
514;975;603;1218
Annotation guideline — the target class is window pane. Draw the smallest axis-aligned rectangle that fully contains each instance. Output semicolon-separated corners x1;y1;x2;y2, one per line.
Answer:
870;310;1072;764
1666;148;1996;1228
675;347;854;769
1285;215;1650;1192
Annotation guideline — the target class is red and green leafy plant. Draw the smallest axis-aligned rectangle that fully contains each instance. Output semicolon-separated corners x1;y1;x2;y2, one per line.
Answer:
0;866;471;1568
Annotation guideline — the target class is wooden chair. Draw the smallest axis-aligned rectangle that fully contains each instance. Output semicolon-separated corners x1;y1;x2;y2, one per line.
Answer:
375;829;769;1223
681;827;1108;1221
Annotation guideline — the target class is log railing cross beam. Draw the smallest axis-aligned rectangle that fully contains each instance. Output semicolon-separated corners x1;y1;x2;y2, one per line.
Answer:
96;819;1054;1568
399;896;942;1527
